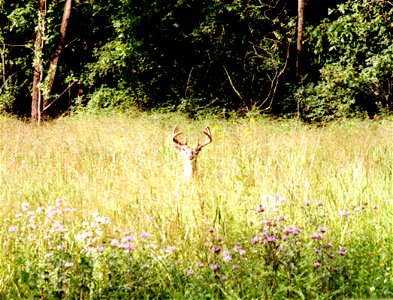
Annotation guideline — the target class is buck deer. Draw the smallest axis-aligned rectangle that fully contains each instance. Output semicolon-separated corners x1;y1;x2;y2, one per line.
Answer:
172;125;212;179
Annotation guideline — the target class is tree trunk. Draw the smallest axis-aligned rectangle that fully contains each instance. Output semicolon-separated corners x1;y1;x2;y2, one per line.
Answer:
43;0;73;112
31;0;46;123
296;0;306;80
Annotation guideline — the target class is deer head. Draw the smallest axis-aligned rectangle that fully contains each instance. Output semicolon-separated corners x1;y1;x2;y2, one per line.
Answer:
172;124;212;179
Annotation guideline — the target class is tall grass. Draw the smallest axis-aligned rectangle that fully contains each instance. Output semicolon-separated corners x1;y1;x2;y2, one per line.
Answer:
1;113;392;298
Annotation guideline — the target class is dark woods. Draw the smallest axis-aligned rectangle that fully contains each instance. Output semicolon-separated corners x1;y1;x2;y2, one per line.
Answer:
0;0;391;122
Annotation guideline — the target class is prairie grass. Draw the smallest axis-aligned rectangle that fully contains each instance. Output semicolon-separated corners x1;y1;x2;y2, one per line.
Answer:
0;113;392;298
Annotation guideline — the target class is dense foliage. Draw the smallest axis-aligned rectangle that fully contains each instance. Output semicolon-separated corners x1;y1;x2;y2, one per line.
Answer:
0;0;392;120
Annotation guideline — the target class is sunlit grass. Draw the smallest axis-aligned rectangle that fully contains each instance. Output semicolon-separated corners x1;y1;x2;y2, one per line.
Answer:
1;113;392;298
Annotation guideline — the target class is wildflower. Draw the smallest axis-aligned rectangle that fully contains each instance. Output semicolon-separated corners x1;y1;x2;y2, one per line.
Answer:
221;275;228;280
196;263;205;268
310;233;324;240
97;246;105;252
329;253;335;259
121;235;134;243
233;264;240;269
8;226;18;232
210;264;219;271
208;227;215;233
263;236;277;244
96;216;110;224
260;231;268;237
110;239;119;247
15;213;23;218
223;255;232;262
142;264;150;268
222;250;230;256
140;232;149;238
210;245;222;254
338;246;347;256
64;262;74;268
314;249;323;255
339;210;350;216
84;247;95;253
54;221;66;232
277;215;287;221
187;270;195;275
283;227;300;235
119;243;134;252
165;246;175;254
239;249;246;255
81;231;93;239
325;242;333;248
57;243;66;250
21;203;30;211
304;201;311;206
313;262;321;269
321;212;328;217
233;244;242;251
251;236;260;244
317;201;324;206
318;227;327;233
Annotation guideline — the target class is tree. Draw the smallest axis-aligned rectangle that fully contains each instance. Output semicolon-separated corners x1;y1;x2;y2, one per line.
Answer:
31;0;73;123
296;0;306;79
298;0;393;121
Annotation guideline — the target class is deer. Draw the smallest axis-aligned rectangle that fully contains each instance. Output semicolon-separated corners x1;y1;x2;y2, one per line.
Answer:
172;124;212;179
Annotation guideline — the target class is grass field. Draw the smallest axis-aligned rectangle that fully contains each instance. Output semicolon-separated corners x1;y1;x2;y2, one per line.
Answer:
1;113;392;299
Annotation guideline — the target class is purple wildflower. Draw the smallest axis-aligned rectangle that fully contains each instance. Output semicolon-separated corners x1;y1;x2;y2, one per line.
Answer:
314;249;323;255
21;203;30;211
263;236;277;244
313;261;321;269
310;233;324;240
318;226;327;233
140;232;149;238
187;270;195;275
210;245;222;254
8;226;18;232
210;264;220;271
251;236;260;244
339;210;350;216
317;201;324;206
338;246;347;256
196;263;205;268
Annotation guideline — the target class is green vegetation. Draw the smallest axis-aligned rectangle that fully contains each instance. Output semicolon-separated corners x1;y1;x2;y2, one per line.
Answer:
1;114;392;298
0;0;392;121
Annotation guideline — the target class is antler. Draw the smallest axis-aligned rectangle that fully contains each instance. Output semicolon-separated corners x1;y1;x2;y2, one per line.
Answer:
196;126;212;150
172;124;187;145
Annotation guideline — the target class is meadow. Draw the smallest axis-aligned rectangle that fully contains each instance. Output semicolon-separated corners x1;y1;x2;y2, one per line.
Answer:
0;113;392;299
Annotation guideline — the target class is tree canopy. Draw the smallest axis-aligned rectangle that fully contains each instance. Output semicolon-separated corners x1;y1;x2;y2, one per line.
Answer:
0;0;392;121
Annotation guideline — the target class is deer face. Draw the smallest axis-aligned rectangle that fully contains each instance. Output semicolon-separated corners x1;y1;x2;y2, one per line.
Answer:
174;144;200;161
